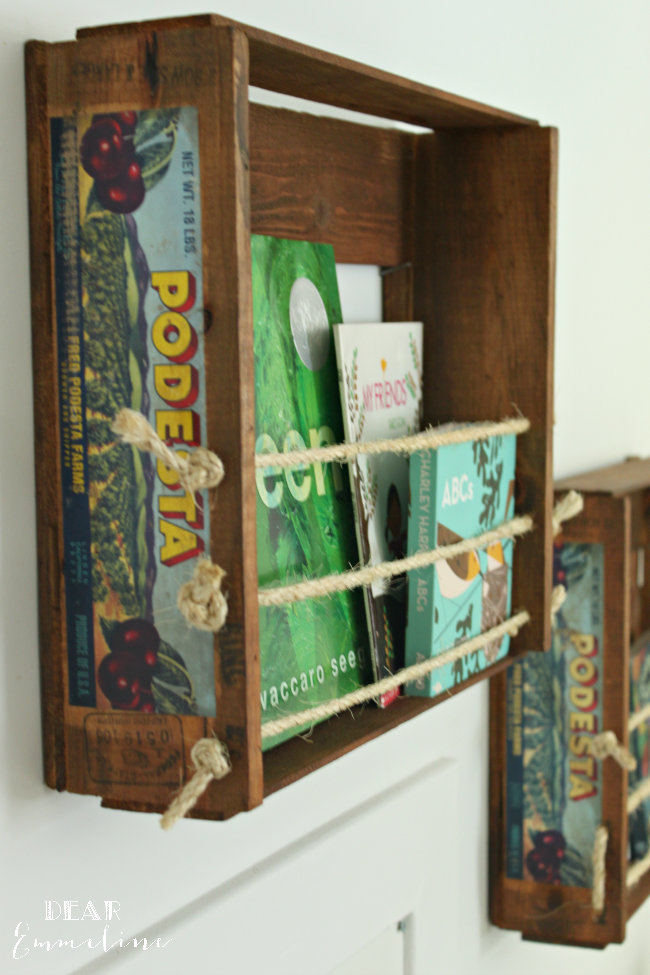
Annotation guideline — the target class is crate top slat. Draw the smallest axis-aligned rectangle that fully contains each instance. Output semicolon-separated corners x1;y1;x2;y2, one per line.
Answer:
556;457;650;497
76;13;538;130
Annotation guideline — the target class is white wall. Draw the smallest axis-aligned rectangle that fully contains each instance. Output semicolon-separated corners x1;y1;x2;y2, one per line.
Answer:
2;1;650;972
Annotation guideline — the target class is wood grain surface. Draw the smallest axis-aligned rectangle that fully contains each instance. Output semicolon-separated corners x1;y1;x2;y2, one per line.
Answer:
250;104;415;266
556;457;650;498
413;126;557;655
27;15;556;820
25;40;66;792
490;491;631;946
28;25;263;817
77;13;537;131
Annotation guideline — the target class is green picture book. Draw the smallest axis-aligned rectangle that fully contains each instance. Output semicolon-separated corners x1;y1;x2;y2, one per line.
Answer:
252;235;372;750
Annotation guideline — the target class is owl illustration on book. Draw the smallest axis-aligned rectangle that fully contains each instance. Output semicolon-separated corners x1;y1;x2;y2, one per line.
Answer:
435;523;481;599
482;541;509;663
435;523;509;664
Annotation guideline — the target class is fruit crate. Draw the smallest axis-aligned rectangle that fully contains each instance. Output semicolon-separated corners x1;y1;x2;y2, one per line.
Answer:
26;13;556;820
489;458;650;947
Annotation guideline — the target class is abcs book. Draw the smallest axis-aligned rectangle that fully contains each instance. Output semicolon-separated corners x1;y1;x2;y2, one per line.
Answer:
333;322;423;706
404;430;516;697
252;235;372;749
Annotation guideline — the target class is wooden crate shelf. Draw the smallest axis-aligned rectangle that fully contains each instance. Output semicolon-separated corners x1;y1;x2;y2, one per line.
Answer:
26;13;556;820
490;459;650;947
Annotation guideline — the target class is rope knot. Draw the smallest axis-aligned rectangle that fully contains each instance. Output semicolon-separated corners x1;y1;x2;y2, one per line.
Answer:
183;447;225;493
591;730;637;771
177;559;228;632
160;737;231;830
112;408;224;494
552;490;584;537
190;737;231;780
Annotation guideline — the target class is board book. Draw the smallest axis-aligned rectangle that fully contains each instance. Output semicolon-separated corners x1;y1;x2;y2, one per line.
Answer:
405;430;516;697
252;235;372;749
333;322;423;706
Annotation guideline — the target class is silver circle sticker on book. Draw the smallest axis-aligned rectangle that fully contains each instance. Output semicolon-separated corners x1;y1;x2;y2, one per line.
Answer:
289;276;330;371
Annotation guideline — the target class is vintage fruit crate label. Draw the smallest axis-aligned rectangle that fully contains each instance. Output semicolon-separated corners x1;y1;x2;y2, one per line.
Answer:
506;542;604;886
84;712;184;785
50;107;216;718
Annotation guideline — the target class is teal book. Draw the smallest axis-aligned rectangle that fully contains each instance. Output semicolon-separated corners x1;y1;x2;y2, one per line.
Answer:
404;430;516;697
505;542;605;886
252;235;372;750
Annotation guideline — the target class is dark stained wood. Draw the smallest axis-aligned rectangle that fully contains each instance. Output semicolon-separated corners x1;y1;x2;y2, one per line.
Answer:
97;656;513;806
382;264;414;322
414;126;557;655
25;41;67;792
264;655;512;795
77;14;537;131
490;492;632;947
28;25;263;818
556;457;650;498
250;104;415;266
27;16;556;823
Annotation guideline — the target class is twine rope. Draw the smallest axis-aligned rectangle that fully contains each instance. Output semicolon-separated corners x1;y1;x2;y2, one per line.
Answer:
626;704;650;815
628;776;650;815
160;737;231;831
629;701;650;734
258;516;533;607
592;826;608;915
160;612;530;826
177;560;228;633
628;849;650;888
261;611;530;739
113;408;224;493
255;417;530;470
589;731;637;771
551;584;566;619
552;490;584;537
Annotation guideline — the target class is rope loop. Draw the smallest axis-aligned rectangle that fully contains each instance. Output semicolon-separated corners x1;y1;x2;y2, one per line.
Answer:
592;825;608;916
113;408;224;493
552;490;584;537
551;584;566;619
161;737;231;831
160;612;531;827
590;730;637;771
255;416;530;471
177;559;228;633
259;516;533;608
628;776;650;815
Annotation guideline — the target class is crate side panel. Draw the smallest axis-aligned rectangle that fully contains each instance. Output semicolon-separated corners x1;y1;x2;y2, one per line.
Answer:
76;14;538;131
556;458;650;498
413;126;557;654
490;493;629;946
33;27;262;816
26;40;67;791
